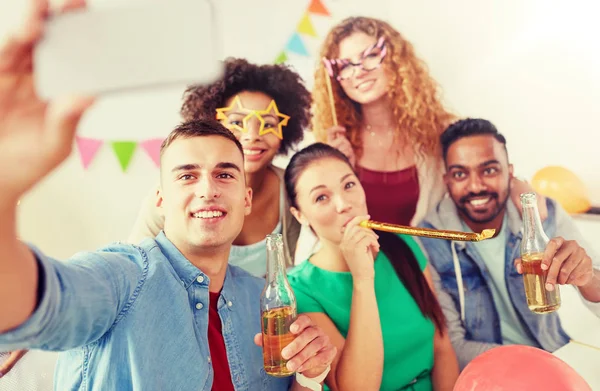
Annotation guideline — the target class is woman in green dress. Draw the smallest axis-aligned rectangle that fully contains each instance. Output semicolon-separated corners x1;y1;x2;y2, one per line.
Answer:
284;143;459;391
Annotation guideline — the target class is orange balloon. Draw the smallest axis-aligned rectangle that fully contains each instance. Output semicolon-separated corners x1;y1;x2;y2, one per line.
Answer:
531;166;591;214
454;345;592;391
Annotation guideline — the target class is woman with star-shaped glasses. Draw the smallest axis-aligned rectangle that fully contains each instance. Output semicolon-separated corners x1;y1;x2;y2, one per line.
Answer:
128;58;311;277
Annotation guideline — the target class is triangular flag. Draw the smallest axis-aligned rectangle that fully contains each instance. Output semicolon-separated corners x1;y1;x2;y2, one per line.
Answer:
274;51;288;64
297;13;317;37
75;136;103;169
140;138;164;168
111;141;137;172
285;33;309;56
308;0;330;16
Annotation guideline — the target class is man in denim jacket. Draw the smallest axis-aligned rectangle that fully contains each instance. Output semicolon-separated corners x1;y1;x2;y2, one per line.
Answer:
419;118;600;369
0;2;335;390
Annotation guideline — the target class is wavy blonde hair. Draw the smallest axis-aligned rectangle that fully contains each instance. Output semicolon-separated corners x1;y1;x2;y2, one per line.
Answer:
312;16;455;160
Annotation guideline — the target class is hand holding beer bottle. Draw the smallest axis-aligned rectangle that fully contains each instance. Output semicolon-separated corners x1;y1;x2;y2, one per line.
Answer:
260;234;297;377
257;234;337;380
517;192;561;313
516;192;596;313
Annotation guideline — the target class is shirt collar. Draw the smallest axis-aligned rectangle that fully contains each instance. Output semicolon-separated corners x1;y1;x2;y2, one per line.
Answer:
154;232;239;309
155;231;203;289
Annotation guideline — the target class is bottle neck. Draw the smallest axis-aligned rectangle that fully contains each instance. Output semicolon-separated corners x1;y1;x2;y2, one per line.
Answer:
266;238;286;283
521;202;549;246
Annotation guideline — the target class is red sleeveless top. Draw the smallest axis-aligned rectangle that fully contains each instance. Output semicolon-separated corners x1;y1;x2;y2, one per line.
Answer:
356;165;420;225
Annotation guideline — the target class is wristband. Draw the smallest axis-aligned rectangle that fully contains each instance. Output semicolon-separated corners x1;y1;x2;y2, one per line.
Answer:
295;365;331;391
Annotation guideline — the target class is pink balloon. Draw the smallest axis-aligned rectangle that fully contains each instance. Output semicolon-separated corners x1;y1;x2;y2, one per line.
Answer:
454;345;591;391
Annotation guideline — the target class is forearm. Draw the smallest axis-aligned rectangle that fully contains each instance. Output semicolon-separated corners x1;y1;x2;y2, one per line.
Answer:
0;242;144;351
432;332;459;391
0;202;39;333
451;337;499;370
334;281;383;391
578;269;600;303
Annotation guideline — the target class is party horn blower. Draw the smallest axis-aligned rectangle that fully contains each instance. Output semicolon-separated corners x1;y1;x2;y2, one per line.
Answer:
359;220;495;242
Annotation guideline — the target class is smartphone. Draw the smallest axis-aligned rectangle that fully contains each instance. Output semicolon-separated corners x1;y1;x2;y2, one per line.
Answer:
34;0;222;99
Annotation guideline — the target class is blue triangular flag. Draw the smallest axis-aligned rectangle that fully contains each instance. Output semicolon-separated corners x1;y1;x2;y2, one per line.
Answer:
285;33;309;56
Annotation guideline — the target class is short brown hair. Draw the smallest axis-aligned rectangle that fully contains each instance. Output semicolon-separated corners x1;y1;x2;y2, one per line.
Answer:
160;119;244;160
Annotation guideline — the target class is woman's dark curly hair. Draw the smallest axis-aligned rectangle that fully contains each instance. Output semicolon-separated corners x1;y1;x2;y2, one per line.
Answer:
180;58;311;155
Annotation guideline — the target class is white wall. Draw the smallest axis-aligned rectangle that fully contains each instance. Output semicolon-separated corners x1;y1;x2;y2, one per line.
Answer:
1;0;599;261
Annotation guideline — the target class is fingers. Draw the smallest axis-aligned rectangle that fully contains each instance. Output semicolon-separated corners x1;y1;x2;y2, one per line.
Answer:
343;215;370;233
253;333;263;347
329;135;354;159
554;245;584;285
0;0;49;73
0;350;28;378
567;256;593;286
281;326;321;363
514;258;522;274
553;245;592;286
281;320;333;373
287;333;332;372
342;214;371;238
326;125;346;142
45;96;95;156
297;345;337;374
332;139;353;160
541;237;564;271
342;216;379;259
544;238;569;290
58;0;87;12
348;229;379;252
289;314;312;335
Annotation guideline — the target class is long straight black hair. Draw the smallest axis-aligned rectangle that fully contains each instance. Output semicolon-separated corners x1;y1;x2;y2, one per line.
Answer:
284;142;446;333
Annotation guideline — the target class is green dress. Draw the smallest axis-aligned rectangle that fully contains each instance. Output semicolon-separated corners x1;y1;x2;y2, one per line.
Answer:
288;235;434;391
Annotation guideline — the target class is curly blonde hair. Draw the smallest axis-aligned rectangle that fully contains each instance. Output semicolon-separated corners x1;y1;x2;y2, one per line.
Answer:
312;16;455;160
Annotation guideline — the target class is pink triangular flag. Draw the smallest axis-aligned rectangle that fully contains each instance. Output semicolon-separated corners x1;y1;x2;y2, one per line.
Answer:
75;136;103;169
140;138;165;168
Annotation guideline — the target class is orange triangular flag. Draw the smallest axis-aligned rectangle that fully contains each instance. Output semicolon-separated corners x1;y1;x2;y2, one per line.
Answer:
308;0;330;16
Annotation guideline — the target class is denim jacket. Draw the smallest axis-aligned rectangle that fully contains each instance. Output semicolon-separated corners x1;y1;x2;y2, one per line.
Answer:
0;232;292;391
419;197;600;369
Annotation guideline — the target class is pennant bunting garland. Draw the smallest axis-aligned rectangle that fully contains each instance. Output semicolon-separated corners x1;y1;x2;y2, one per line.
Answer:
286;33;309;56
296;13;317;37
274;51;288;64
111;141;138;172
75;136;103;169
308;0;330;16
75;137;167;171
140;138;165;168
274;0;332;63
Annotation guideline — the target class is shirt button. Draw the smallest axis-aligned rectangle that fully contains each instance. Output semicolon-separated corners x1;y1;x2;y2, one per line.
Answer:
227;301;233;307
196;276;204;283
208;356;211;363
196;303;204;310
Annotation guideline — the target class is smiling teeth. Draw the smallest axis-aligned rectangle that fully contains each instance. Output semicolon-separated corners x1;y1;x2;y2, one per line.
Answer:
244;149;262;155
470;198;490;206
193;211;224;218
356;80;374;90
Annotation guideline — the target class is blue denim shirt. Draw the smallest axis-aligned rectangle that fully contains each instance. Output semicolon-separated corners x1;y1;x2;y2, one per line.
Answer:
0;232;292;391
418;198;600;368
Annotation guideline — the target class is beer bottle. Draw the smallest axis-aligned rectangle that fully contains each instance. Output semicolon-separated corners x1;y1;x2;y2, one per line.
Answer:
260;234;297;377
520;192;561;313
